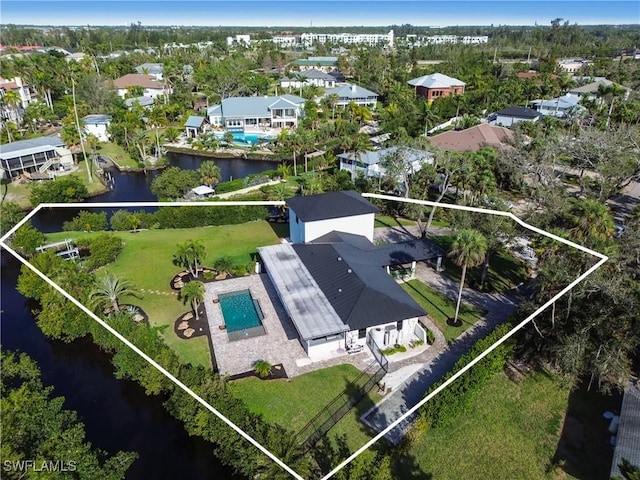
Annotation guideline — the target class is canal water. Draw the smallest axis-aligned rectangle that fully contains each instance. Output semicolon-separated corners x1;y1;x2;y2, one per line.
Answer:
2;153;278;479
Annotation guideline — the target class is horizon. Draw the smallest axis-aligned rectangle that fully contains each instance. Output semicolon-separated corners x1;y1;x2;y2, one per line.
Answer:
2;1;639;28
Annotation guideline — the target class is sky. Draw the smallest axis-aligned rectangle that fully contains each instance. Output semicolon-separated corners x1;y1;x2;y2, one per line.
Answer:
1;1;638;27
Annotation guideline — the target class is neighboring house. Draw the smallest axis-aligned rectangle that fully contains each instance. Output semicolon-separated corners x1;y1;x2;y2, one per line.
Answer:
293;56;339;72
257;191;445;360
567;78;631;102
322;84;378;109
135;63;164;80
337;146;434;183
65;52;87;62
82;114;112;142
206;94;306;131
280;68;336;90
488;106;542;127
408;73;466;102
226;34;251;46
112;74;171;100
609;378;640;480
0;76;36;123
558;58;589;73
184;115;209;138
328;70;347;83
124;96;155;110
530;94;583;118
429;123;514;152
0;135;73;179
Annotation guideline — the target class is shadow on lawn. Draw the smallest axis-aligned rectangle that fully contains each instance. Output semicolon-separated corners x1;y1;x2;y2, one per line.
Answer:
548;380;622;479
403;281;481;328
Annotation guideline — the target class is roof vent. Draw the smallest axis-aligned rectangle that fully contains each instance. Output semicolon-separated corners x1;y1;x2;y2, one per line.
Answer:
347;268;352;273
337;257;342;261
338;288;342;293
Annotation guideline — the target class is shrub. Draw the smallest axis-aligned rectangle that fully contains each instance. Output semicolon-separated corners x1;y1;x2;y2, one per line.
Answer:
253;359;272;378
203;271;215;281
150;167;199;199
382;344;407;355
63;210;108;232
427;328;435;345
11;223;46;257
78;233;123;270
411;339;425;348
29;175;89;205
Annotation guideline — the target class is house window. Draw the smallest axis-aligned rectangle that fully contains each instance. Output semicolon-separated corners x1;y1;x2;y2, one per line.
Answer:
358;328;366;339
397;321;403;331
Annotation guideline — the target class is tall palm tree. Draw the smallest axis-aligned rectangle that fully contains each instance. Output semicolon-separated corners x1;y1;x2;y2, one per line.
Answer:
89;273;142;314
198;161;221;188
180;281;205;321
448;229;487;326
570;199;615;248
173;240;206;278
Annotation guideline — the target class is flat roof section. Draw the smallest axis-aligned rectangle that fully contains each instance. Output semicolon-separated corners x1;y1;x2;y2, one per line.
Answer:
258;243;348;341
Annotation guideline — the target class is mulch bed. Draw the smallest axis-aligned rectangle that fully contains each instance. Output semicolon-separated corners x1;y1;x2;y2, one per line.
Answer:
226;363;289;381
170;267;236;290
104;304;149;326
174;303;209;340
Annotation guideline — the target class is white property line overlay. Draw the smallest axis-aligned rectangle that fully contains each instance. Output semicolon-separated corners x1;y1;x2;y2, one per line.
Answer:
0;198;608;480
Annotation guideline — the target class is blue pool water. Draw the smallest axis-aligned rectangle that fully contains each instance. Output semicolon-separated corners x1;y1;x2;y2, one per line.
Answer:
219;290;263;332
214;132;274;146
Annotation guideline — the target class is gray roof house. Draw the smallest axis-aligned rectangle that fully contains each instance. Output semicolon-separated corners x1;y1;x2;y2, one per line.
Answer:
258;191;444;360
337;146;434;184
280;68;336;90
124;96;155;109
488;106;542;128
530;94;584;118
82;114;112;142
206;94;306;131
184;115;209;138
323;84;378;108
135;63;164;80
0;134;72;179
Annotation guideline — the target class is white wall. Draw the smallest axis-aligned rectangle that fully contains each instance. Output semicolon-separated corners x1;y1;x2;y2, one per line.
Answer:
307;337;344;360
298;213;375;243
84;123;110;142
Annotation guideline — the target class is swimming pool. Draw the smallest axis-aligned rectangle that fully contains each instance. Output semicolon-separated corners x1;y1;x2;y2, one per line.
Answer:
214;132;275;146
218;290;265;340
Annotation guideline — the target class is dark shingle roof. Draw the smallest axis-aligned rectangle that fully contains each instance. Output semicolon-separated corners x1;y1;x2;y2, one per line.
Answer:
286;190;378;222
293;241;426;331
496;106;541;119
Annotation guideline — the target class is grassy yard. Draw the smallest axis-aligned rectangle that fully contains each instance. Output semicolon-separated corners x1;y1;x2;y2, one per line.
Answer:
402;279;484;342
428;234;529;294
2;161;109;209
229;363;379;452
373;215;416;229
46;221;284;367
402;370;571;480
95;142;140;170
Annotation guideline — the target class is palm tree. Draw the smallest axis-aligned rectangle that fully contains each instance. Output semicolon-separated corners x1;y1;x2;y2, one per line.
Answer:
163;126;181;143
180;281;205;321
448;229;487;326
89;273;142;314
570;199;615;248
173;240;206;278
1;90;21;124
213;256;234;277
268;182;290;213
198;161;221;188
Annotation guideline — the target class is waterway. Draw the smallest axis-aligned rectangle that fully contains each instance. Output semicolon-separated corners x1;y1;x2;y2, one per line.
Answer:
2;153;277;479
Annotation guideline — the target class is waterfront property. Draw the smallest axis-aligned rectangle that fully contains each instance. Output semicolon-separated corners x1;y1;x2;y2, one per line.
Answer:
322;84;379;109
184;115;209;138
0;134;73;179
82;114;112;142
338;146;434;184
206;94;306;131
408;73;466;102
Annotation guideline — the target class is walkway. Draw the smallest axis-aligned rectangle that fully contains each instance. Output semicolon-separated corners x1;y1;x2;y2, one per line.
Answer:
360;225;527;444
213;179;283;199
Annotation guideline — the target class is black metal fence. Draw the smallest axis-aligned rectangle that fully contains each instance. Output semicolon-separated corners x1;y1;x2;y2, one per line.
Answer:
296;338;390;451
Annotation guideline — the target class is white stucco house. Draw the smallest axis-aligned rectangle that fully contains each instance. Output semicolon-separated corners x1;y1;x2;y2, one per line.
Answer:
488;106;542;127
257;191;445;360
337;146;434;184
322;84;379;109
206;94;306;131
82;114;112;142
112;74;172;100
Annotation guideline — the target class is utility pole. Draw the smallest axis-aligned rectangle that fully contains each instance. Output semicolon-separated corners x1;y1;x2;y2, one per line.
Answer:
72;79;92;183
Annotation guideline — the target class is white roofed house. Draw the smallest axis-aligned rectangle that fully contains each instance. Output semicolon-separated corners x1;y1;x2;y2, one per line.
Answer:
322;84;378;109
206;94;306;131
257;190;445;360
82;114;112;142
408;73;466;102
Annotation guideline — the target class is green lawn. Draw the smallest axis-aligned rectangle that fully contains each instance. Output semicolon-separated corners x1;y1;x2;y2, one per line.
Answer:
46;221;283;367
95;142;140;170
427;234;529;293
402;279;484;342
229;363;380;451
374;215;416;228
2;160;109;208
402;371;571;480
